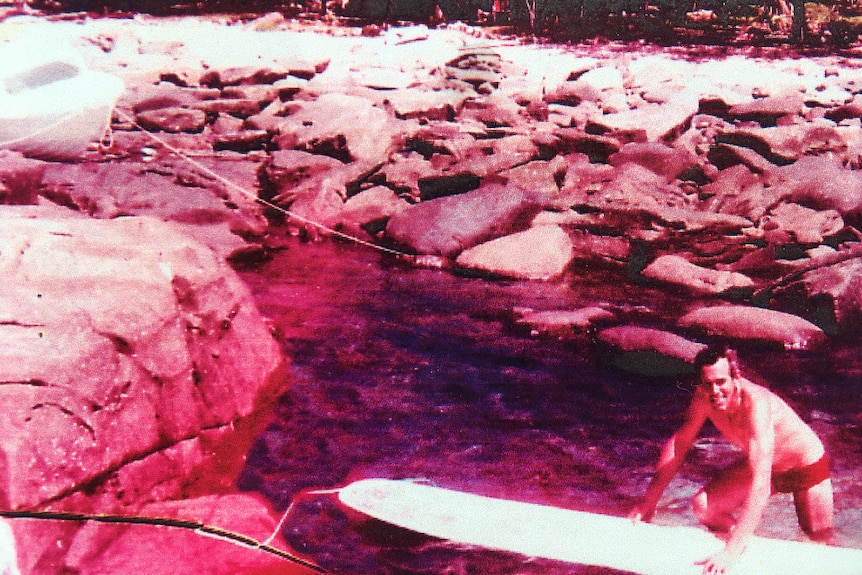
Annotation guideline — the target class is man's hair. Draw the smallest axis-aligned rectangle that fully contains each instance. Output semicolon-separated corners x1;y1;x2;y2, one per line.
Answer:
694;344;741;378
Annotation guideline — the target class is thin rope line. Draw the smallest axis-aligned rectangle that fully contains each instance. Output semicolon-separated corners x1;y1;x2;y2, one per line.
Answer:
114;109;411;259
0;509;327;572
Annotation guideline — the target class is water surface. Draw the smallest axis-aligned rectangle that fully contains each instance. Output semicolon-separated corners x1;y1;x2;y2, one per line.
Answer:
238;236;862;575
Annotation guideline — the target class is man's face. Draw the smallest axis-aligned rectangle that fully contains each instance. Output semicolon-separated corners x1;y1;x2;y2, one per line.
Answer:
700;357;739;411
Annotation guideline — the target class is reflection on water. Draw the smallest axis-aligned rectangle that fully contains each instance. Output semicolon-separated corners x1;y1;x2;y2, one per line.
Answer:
238;237;862;575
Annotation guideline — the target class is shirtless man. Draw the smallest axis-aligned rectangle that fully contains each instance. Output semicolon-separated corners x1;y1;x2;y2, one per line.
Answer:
629;345;833;575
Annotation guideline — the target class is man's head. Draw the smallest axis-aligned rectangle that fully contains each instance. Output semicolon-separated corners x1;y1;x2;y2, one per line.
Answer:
694;344;742;411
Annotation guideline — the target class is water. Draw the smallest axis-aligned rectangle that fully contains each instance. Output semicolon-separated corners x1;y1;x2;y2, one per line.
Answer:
237;234;862;575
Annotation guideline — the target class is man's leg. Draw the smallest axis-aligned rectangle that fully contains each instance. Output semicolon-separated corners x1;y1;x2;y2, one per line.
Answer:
692;459;752;534
794;478;834;542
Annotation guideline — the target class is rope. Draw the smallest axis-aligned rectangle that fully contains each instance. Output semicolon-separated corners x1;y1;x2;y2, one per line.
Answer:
113;109;412;259
0;509;327;573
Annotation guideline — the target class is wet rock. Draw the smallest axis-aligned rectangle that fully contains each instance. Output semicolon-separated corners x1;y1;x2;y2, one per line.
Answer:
596;325;707;376
641;254;755;295
0;151;45;205
455;225;574;280
264;149;344;191
135;106;207;133
678;305;826;349
64;495;308;575
608;142;698;182
511;306;614;337
0;212;282;510
568;230;631;265
385;182;543;257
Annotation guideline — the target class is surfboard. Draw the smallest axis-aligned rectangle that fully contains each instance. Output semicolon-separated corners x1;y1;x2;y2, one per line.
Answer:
338;478;862;575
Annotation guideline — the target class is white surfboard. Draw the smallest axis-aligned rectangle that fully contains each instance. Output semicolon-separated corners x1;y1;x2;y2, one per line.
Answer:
339;478;862;575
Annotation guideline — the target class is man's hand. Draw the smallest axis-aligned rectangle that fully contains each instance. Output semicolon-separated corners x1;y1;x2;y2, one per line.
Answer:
695;546;743;575
627;503;654;524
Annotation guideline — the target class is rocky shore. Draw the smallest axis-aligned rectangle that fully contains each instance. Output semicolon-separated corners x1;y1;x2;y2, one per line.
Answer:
2;10;862;574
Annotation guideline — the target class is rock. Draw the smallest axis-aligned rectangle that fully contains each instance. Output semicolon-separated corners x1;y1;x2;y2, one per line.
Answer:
776;155;862;220
714;122;844;165
0;212;283;511
678;305;826;350
455;225;574;280
386;88;465;121
727;95;805;126
596;325;707;376
501;156;568;197
40;161;266;259
785;256;862;332
125;82;220;114
275;93;404;163
194;97;264;119
608;142;698;182
62;495;312;575
263;149;345;191
385;182;543;257
0;151;46;205
199;66;290;88
135;107;208;133
512;306;614;337
342;186;410;231
641;254;755;295
755;203;844;245
587;99;698;142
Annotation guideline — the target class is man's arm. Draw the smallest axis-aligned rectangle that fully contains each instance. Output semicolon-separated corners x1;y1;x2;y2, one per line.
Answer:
630;390;709;522
699;391;775;573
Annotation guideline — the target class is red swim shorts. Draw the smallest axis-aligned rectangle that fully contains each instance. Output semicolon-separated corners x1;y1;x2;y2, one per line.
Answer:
771;454;830;494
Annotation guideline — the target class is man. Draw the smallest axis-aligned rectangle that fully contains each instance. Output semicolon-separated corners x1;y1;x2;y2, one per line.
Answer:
629;345;833;575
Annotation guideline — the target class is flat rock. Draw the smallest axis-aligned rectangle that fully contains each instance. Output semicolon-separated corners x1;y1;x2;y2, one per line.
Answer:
596;325;707;376
455;225;574;280
641;254;755;295
512;306;614;337
678;305;826;350
776;155;862;219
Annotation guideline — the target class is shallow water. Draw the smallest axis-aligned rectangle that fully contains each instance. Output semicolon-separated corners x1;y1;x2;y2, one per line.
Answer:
238;236;862;575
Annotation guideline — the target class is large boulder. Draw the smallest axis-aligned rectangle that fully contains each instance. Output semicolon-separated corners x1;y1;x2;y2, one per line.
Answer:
776;156;862;220
384;182;543;257
0;209;284;572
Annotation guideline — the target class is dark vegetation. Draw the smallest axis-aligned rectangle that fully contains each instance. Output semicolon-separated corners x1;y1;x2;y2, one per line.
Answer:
18;0;862;47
